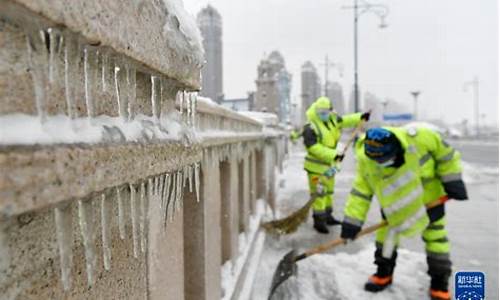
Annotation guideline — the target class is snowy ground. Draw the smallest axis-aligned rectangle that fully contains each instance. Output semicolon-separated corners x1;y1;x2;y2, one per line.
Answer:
252;140;499;300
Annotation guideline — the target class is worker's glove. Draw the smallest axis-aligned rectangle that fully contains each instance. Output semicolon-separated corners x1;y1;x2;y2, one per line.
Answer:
361;111;371;121
323;166;340;177
341;222;361;241
443;180;468;200
334;154;345;162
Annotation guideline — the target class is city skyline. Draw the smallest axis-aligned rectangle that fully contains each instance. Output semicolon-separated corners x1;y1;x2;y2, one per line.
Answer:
183;0;498;125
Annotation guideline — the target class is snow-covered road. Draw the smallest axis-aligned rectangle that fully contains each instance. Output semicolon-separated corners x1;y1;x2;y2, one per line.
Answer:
253;140;498;299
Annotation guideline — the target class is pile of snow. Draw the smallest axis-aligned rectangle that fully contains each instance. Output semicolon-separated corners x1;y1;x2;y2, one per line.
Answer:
260;245;431;300
0;112;189;145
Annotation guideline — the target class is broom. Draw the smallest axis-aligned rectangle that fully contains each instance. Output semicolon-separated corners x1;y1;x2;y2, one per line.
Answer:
261;120;366;235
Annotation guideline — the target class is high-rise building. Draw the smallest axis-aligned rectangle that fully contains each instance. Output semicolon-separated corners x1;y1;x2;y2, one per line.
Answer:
300;61;321;123
254;51;292;122
325;81;345;115
197;5;223;103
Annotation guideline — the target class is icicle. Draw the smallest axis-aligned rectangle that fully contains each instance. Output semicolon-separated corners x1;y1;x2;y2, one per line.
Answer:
26;32;47;123
116;187;126;240
165;173;171;209
78;199;96;286
47;28;61;84
84;47;95;119
151;76;160;122
129;184;139;258
100;194;111;271
140;181;149;253
162;174;171;227
194;162;201;203
186;92;192;126
158;174;164;206
179;90;184;116
126;65;136;121
114;65;123;120
54;205;73;291
64;35;76;119
176;170;183;212
102;52;108;91
188;165;193;193
168;172;177;222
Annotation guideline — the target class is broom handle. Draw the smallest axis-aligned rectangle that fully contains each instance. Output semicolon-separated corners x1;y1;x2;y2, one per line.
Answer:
336;119;365;159
295;196;449;261
336;110;372;160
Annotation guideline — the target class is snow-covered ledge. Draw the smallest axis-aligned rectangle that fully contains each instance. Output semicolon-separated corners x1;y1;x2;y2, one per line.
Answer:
0;1;287;299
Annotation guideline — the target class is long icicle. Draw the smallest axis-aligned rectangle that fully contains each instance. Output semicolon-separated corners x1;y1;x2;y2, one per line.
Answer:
54;205;73;291
78;199;96;286
116;187;126;240
130;184;139;258
100;194;111;271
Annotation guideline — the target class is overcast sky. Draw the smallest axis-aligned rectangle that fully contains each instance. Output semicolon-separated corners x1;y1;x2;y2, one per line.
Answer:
182;0;498;125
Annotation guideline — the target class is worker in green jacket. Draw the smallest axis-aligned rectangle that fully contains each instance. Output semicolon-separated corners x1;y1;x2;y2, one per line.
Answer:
340;126;468;300
303;96;370;234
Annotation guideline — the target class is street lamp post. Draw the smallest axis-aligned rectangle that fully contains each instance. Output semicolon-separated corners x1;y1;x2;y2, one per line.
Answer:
410;91;421;121
342;0;389;113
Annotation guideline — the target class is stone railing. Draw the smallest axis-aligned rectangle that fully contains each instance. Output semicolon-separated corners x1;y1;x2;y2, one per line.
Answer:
0;1;286;299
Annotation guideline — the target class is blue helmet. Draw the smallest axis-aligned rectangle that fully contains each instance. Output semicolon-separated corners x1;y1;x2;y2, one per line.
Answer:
364;128;400;162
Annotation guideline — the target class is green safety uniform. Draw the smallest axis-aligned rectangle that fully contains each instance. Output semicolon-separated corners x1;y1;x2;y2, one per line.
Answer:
302;97;363;215
344;126;464;281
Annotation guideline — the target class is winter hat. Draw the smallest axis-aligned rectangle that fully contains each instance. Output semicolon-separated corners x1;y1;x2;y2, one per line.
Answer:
364;128;401;162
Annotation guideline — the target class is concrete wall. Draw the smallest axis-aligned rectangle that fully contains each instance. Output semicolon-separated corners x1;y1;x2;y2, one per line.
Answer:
0;1;286;299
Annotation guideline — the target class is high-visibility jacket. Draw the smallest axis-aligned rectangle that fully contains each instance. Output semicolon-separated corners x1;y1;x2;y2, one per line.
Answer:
303;101;362;174
344;126;463;238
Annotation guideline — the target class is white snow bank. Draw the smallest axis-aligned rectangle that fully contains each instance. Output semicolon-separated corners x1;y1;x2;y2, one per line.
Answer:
0;113;190;145
268;245;430;300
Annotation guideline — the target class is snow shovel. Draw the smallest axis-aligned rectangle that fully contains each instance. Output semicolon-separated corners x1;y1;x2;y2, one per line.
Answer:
267;196;449;299
261;120;366;236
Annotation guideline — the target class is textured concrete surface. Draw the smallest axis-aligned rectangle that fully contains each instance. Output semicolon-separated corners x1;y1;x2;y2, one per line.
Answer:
184;158;222;300
0;0;202;90
220;158;240;266
0;142;202;217
1;189;148;299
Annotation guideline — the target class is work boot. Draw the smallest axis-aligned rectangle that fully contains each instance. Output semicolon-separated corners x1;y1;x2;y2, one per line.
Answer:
325;207;341;226
429;275;450;300
429;289;450;300
364;274;393;292
312;213;329;234
365;246;397;292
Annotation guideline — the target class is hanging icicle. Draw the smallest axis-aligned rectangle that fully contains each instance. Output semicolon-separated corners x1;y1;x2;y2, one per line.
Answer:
140;181;148;253
194;162;201;203
78;199;96;286
129;184;139;258
100;194;111;271
54;205;73;291
116;187;126;240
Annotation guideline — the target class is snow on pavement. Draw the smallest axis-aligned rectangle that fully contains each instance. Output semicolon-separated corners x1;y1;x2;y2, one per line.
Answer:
252;142;499;299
